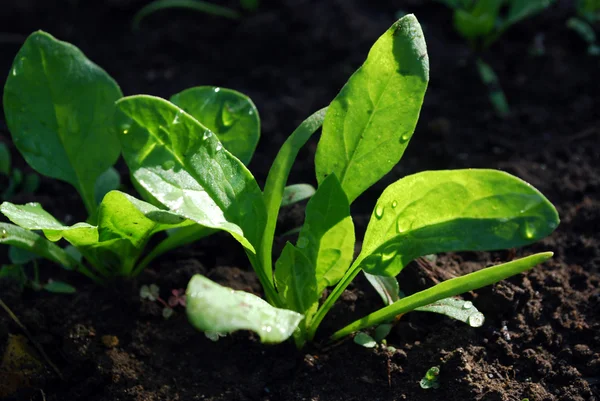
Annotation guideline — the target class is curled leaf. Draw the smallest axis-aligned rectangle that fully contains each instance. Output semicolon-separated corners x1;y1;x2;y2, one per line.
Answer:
186;275;302;343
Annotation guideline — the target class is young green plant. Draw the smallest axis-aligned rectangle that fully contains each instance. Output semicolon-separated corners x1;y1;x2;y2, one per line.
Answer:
0;31;272;280
113;14;559;347
436;0;555;116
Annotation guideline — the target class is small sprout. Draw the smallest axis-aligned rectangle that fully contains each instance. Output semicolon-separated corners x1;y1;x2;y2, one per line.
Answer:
205;331;227;342
420;366;440;389
140;284;160;301
168;288;186;307
162;307;174;319
354;332;377;348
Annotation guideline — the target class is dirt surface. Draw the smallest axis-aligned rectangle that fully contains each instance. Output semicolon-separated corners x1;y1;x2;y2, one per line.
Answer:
1;1;599;400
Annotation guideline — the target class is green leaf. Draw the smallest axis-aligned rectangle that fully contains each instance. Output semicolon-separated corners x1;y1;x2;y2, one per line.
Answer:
354;332;377;348
0;143;10;175
363;272;400;305
132;0;240;30
3;31;123;215
281;184;316;207
43;280;76;294
331;252;553;340
0;222;77;270
170;86;260;165
315;15;429;203
296;174;355;292
453;0;502;40
8;246;38;264
504;0;554;29
1;191;192;276
117;95;266;255
260;108;327;286
186;274;303;344
415;297;485;327
94;167;121;206
274;242;318;319
357;169;559;276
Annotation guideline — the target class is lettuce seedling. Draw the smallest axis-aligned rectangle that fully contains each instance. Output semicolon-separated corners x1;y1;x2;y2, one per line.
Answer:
0;31;268;280
114;14;559;346
435;0;554;116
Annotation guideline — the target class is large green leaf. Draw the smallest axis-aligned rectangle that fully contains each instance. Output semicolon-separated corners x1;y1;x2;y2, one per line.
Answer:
186;274;303;344
296;174;354;292
170;86;260;165
314;15;429;203
1;191;192;276
3;31;123;215
357;169;559;276
117;95;267;253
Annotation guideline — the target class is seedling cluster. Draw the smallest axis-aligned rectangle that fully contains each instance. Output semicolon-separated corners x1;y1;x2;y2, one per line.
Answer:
0;15;558;349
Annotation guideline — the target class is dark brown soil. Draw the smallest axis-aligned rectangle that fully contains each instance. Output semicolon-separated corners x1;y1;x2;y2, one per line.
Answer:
1;1;599;400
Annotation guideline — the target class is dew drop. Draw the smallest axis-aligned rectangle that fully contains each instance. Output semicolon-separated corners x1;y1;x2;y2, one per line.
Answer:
214;87;221;93
203;131;212;140
400;133;411;143
262;325;273;333
0;229;7;239
467;312;485;327
374;204;384;219
396;218;408;233
215;143;223;151
391;200;398;209
462;301;473;309
248;109;254;115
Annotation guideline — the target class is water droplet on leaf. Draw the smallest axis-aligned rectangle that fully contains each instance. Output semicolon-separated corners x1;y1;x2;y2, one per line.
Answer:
467;312;484;327
374;204;384;219
400;133;411;143
215;143;223;151
462;301;473;309
203;131;212;140
391;200;398;209
214;87;221;93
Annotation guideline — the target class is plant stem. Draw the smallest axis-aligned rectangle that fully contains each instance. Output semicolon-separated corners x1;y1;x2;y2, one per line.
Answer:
330;252;553;341
307;261;361;341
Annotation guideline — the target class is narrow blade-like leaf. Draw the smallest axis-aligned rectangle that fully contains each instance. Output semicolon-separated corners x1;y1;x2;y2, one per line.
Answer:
117;95;266;254
260;108;327;277
186;274;303;343
3;31;123;214
315;15;429;203
331;252;553;340
357;169;559;276
171;86;260;165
